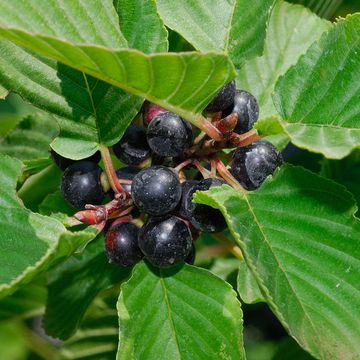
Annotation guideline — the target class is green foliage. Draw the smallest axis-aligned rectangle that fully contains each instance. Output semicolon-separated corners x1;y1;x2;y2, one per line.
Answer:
44;235;131;340
0;155;96;298
273;14;360;159
156;0;274;67
195;165;360;359
0;1;359;359
117;262;244;359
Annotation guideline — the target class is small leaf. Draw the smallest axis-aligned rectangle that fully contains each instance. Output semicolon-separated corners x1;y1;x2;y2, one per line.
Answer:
0;113;58;164
156;0;274;66
237;1;331;118
0;2;235;129
237;262;264;304
274;14;360;159
44;235;131;340
114;0;168;53
117;262;244;359
195;165;360;359
0;154;96;298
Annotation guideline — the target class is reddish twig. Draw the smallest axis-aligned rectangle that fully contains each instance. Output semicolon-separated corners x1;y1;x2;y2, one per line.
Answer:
99;145;125;193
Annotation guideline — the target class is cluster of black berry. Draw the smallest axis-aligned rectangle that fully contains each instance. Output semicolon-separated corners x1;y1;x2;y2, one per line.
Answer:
55;81;282;269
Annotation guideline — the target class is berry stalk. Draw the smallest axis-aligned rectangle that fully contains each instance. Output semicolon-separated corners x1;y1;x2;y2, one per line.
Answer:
99;145;125;193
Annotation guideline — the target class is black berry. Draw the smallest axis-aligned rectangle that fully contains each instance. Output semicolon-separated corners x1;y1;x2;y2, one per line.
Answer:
138;216;192;268
105;222;143;267
232;90;259;134
230;140;282;190
113;124;151;166
205;80;236;112
131;166;182;216
51;149;101;171
147;111;193;157
180;178;227;233
60;161;105;209
185;243;196;265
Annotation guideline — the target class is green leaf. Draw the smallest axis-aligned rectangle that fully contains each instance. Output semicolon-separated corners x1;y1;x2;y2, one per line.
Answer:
290;0;343;19
0;113;58;165
0;40;142;159
0;84;7;99
44;235;131;340
114;0;168;53
58;300;119;360
210;258;240;280
0;154;96;298
0;0;127;47
0;3;236;128
0;279;46;321
237;262;264;304
156;0;274;66
39;190;75;217
273;14;360;159
18;164;62;212
236;1;331;118
117;262;244;359
195;165;360;359
320;150;360;215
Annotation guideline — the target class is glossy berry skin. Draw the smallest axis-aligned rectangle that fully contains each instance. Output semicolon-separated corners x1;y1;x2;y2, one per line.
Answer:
51;150;101;171
115;167;139;193
131;166;182;216
113;124;151;166
185;243;196;265
230;140;283;190
205;80;236;112
105;222;143;267
232;90;259;134
180;178;227;233
61;161;105;209
138;216;193;268
147;112;193;157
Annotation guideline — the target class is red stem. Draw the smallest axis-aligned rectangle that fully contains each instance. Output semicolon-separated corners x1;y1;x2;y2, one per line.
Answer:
100;145;125;193
214;158;246;192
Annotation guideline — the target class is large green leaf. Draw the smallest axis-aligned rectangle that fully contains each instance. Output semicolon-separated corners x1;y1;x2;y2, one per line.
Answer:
44;235;131;340
0;0;168;159
236;1;331;118
114;0;168;53
0;154;96;298
156;0;274;66
117;262;244;359
0;113;58;168
0;1;235;130
0;84;7;98
195;165;360;359
0;40;142;159
273;14;360;159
